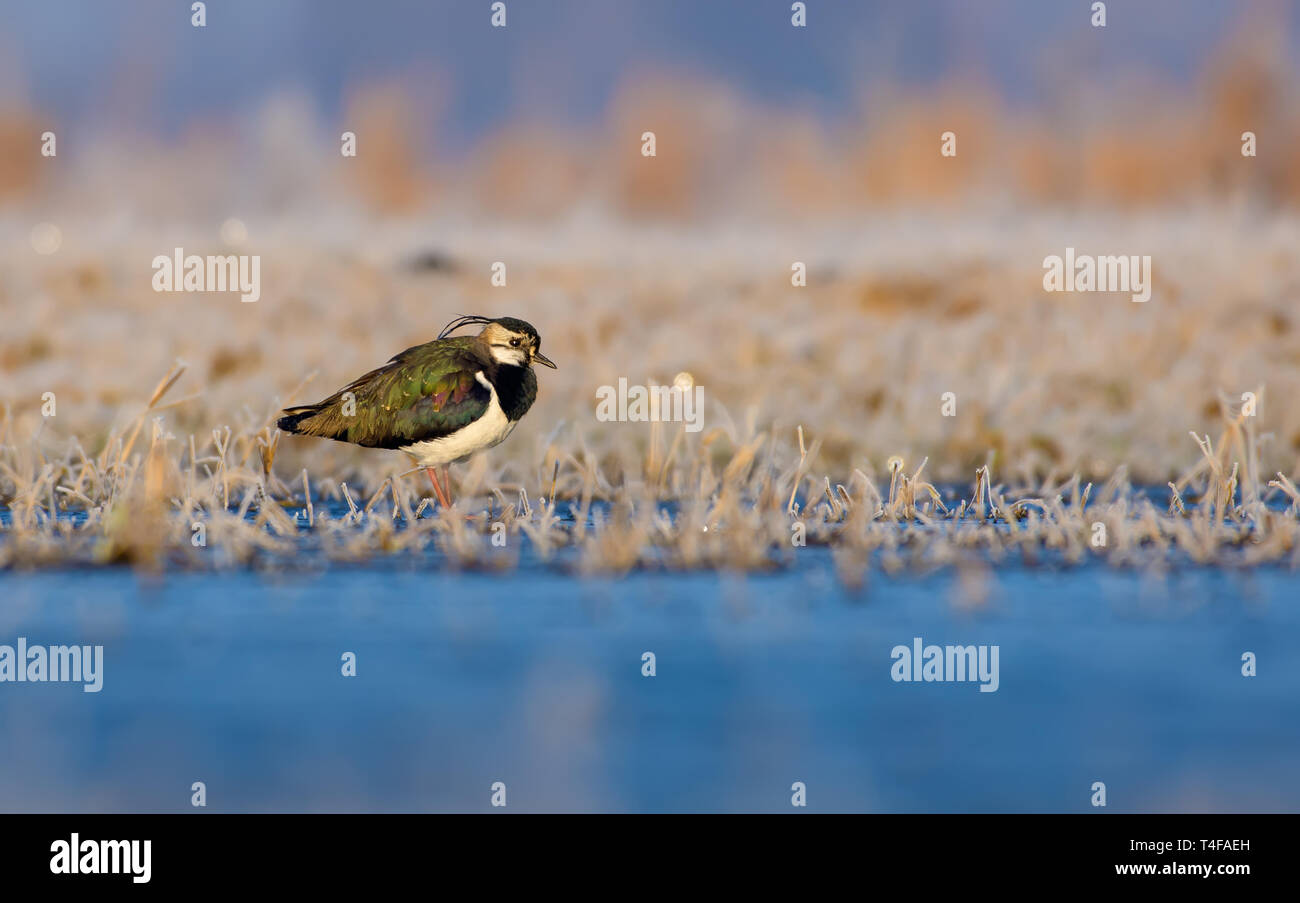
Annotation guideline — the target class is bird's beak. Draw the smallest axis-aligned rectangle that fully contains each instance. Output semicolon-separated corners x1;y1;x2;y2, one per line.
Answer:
533;350;557;369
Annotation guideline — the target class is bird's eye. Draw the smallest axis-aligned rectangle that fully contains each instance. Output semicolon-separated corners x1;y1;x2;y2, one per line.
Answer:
509;338;521;347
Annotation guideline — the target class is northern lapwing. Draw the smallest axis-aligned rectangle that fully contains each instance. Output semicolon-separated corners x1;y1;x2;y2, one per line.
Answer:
277;315;556;508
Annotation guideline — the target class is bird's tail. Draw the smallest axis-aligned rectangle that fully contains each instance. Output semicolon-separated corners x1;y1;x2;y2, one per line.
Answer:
277;404;326;435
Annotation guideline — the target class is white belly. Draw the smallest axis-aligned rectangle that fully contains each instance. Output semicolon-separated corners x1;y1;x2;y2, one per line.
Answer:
402;372;518;466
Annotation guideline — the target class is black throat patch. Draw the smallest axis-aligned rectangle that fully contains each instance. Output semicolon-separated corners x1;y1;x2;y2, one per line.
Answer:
489;363;538;422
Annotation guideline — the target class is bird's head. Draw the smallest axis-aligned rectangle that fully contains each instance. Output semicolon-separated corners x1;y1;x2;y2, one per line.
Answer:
439;314;557;370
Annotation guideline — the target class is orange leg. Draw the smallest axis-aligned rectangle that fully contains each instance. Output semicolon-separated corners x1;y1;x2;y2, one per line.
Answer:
425;466;451;509
439;465;454;507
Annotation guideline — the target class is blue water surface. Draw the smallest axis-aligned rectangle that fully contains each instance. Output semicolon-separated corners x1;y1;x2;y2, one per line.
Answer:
0;501;1296;813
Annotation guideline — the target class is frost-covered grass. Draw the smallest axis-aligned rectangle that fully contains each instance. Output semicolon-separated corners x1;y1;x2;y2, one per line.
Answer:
1;345;1297;576
3;203;1300;577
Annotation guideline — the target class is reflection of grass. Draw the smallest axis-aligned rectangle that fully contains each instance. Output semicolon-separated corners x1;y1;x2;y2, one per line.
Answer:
1;347;1296;575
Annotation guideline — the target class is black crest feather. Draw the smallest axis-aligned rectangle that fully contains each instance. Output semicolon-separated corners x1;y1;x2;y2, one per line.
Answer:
438;314;494;339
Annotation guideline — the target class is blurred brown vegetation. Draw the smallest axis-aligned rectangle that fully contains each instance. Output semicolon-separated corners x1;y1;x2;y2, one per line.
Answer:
1;22;1297;218
0;112;46;201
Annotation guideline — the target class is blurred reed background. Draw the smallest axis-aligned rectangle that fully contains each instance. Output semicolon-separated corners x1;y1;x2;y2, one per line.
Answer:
1;0;1298;492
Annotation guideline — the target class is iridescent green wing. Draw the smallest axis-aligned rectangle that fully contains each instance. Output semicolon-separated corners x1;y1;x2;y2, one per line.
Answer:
279;337;492;449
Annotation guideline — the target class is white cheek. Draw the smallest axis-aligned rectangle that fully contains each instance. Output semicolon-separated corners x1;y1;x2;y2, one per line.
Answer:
490;346;527;366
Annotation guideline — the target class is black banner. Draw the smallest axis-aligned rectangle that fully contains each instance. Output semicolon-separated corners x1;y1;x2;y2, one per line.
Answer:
0;815;1277;889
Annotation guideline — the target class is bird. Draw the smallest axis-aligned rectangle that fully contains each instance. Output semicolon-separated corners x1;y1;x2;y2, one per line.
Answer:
277;315;556;509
